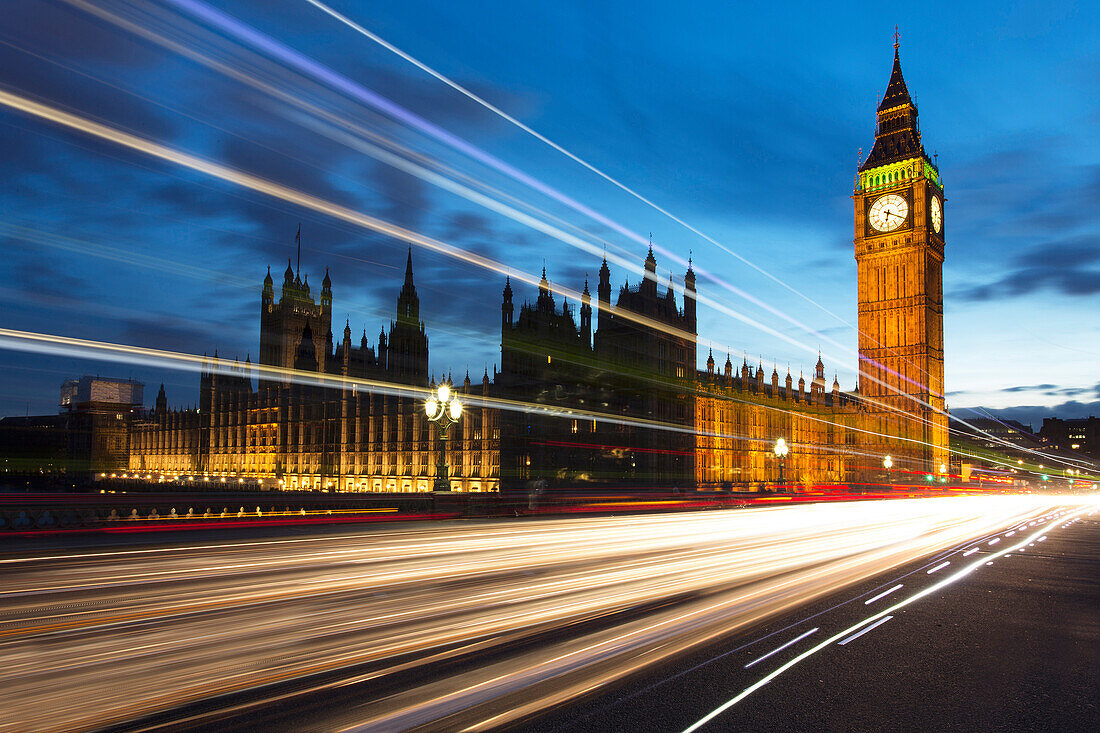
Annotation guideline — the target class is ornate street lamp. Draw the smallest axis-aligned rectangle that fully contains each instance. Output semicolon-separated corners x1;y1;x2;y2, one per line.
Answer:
773;437;789;488
425;380;462;492
883;454;893;488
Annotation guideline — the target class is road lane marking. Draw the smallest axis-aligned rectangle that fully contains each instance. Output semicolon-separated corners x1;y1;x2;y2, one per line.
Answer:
679;502;1099;733
927;561;950;574
864;584;903;605
962;547;980;557
837;616;893;646
744;628;819;669
988;538;1000;545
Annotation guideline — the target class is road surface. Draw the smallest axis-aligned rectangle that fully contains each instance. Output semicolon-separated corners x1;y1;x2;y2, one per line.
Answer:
0;495;1094;732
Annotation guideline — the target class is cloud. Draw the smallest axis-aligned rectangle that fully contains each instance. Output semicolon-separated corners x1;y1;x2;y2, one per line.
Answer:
959;399;1100;429
2;1;161;68
955;235;1100;301
1001;383;1058;393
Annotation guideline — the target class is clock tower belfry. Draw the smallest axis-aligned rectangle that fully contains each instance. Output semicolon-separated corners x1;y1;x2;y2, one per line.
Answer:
854;38;949;476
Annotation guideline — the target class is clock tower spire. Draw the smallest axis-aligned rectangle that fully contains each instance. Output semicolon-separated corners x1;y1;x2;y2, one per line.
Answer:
853;38;949;477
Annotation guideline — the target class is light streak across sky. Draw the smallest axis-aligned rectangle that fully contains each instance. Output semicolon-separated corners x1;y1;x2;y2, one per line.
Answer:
0;81;1041;472
0;2;1090;475
6;323;1086;478
0;496;1090;733
71;0;933;401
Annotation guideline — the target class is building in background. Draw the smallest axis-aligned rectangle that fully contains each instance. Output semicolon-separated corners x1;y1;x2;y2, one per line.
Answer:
1039;417;1099;460
0;377;143;483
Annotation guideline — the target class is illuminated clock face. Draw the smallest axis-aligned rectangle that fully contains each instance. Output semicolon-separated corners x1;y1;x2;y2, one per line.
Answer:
868;194;909;232
930;195;942;233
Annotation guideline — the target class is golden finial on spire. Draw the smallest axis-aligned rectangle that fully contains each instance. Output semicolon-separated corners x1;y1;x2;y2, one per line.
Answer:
894;25;900;51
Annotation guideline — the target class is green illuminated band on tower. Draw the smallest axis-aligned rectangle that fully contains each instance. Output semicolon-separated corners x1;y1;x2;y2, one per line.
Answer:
858;157;942;192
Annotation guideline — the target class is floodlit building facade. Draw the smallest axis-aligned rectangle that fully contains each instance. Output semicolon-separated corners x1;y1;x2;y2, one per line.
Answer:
125;44;948;493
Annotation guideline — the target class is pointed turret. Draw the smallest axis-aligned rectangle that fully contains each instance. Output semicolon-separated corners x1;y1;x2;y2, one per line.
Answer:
580;276;592;342
397;247;420;323
502;276;514;330
321;266;332;308
537;267;554;312
642;244;658;298
878;43;912;112
860;38;927;171
706;348;715;375
724;352;733;379
597;257;612;334
262;265;274;306
683;257;696;330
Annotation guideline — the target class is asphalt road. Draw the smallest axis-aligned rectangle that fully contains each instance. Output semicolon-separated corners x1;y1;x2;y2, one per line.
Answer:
528;508;1100;733
0;497;1094;732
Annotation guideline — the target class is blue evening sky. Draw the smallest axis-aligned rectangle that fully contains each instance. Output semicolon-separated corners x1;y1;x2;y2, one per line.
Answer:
0;0;1097;430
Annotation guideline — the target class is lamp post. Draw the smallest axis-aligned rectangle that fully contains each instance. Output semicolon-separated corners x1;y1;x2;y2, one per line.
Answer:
883;454;893;488
425;380;462;493
773;437;789;489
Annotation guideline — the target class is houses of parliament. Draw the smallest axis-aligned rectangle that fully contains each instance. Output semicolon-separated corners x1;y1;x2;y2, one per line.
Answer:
127;43;950;492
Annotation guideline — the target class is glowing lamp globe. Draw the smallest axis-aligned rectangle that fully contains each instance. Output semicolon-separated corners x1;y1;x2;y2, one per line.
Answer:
437;384;450;403
425;398;438;416
449;400;462;420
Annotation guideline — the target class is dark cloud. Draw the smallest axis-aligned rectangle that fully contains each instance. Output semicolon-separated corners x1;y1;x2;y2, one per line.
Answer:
963;399;1100;428
7;257;90;305
955;235;1100;301
370;162;430;232
119;315;223;358
2;1;161;68
0;41;176;143
442;211;494;243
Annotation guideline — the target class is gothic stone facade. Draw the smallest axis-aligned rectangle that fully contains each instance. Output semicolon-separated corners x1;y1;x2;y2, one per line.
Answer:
130;251;500;491
129;45;946;492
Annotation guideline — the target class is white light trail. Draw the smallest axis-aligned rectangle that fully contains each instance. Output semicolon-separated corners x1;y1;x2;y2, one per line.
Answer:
837;615;893;646
864;583;903;605
743;627;819;669
2;497;1085;733
679;501;1096;733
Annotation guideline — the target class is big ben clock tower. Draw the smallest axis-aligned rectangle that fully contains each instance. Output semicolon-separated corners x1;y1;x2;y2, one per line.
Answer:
854;37;949;476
